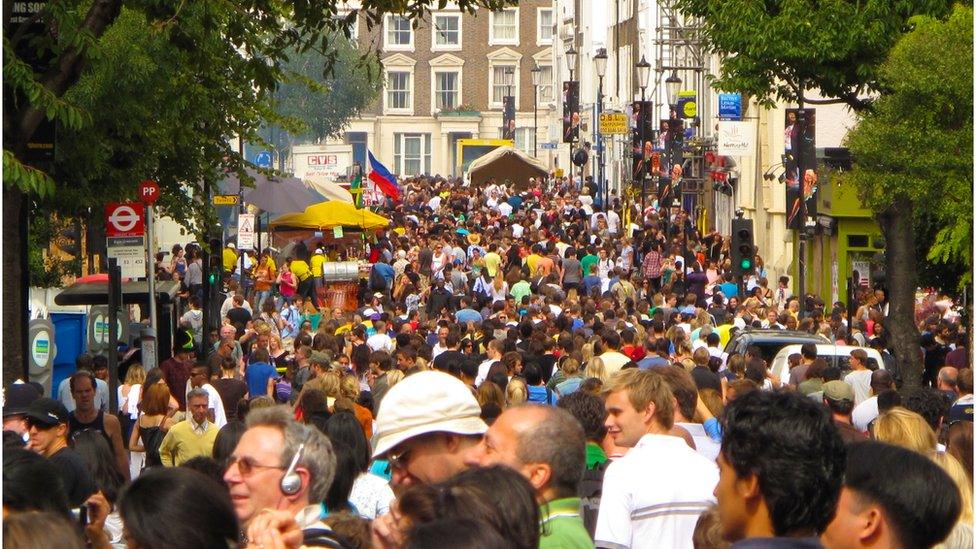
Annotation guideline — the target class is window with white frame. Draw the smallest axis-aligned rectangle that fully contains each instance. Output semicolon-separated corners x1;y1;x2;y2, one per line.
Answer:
385;15;412;49
491;65;518;105
394;133;431;175
537;8;553;45
386;71;411;111
336;11;358;41
618;0;633;23
434;71;460;111
514;127;534;154
489;9;518;45
433;14;461;49
538;64;554;102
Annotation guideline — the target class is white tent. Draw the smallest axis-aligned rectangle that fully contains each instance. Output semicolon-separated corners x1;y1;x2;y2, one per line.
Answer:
466;146;548;189
304;174;354;203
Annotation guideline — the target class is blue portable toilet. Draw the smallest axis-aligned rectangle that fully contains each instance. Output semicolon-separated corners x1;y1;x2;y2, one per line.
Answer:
50;311;87;396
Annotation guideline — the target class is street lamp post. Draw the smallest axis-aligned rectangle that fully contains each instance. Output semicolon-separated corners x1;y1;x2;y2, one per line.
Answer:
503;66;515;142
565;45;577;190
636;55;651;214
594;48;607;210
664;71;687;279
530;64;542;158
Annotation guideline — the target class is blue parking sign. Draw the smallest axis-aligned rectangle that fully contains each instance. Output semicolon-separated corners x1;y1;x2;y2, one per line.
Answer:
718;93;742;120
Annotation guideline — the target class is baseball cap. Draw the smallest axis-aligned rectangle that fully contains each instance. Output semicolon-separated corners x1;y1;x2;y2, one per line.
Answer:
24;397;69;427
315;248;323;254
373;292;384;299
823;380;854;402
372;370;487;459
227;242;236;249
3;383;41;417
310;351;331;366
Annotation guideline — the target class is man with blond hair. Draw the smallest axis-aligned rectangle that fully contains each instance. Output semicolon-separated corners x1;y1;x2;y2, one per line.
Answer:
595;369;718;548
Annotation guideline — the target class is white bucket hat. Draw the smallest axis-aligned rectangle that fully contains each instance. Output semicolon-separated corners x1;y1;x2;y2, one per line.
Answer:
371;370;486;459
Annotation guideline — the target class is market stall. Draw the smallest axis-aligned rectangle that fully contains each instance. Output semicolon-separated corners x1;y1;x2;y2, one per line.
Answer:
269;202;391;312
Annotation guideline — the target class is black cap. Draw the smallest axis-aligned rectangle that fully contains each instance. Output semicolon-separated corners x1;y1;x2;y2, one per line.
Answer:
3;384;41;417
24;397;69;426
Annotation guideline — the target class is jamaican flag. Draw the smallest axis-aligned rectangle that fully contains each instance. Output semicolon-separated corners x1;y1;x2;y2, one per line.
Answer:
349;173;364;208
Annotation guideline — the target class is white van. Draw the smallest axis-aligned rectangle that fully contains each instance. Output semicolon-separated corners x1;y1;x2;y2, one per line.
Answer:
770;344;885;383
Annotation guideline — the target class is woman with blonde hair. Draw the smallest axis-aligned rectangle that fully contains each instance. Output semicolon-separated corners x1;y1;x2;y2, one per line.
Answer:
933;452;974;549
585;356;610;384
339;374;374;438
476;380;506;410
119;365;146;447
872;407;938;457
506;378;528;407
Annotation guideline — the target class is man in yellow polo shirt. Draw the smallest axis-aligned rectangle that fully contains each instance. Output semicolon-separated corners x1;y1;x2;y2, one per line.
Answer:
222;242;239;273
290;255;317;307
158;388;219;466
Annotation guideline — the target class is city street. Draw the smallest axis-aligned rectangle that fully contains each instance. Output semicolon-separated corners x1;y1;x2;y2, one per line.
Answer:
3;1;972;548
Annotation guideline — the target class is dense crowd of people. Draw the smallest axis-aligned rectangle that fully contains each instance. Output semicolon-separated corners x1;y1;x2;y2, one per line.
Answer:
3;174;972;548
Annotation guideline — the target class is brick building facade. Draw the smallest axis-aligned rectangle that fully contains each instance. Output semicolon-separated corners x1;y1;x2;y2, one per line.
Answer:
336;2;557;177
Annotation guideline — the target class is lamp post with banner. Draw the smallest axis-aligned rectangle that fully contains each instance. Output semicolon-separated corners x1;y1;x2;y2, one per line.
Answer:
565;45;578;190
636;56;651;213
594;48;607;209
530;64;542;158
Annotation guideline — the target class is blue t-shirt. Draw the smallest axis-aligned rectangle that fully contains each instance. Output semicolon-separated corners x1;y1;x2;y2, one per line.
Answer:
246;361;277;397
637;356;670;370
527;385;558;406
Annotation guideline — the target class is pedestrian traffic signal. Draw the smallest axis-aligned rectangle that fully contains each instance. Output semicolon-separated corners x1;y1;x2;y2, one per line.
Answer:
207;237;223;286
731;218;755;277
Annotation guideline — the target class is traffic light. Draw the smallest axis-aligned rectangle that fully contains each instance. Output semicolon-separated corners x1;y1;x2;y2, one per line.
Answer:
207;236;223;287
731;218;755;277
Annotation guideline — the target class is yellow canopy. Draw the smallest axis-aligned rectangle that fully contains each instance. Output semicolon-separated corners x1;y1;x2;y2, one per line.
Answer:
269;201;390;230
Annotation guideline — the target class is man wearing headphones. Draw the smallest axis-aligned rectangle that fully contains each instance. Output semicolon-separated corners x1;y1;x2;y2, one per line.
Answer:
224;405;344;546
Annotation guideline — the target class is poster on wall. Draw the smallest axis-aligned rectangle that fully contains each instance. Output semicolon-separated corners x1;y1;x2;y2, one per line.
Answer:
785;108;817;230
562;81;580;143
630;101;654;182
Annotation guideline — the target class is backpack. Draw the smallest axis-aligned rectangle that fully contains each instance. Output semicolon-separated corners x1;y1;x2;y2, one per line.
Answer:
579;459;610;538
369;266;388;291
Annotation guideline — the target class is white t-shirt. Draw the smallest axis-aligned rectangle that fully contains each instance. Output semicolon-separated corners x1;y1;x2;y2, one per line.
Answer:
595;434;718;549
497;202;513;217
676;422;720;463
852;395;879;433
599;351;632;376
844;369;873;406
349;473;395;520
366;333;394;353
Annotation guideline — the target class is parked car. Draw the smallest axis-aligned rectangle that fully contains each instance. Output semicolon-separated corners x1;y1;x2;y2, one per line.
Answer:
723;329;830;365
769;344;885;383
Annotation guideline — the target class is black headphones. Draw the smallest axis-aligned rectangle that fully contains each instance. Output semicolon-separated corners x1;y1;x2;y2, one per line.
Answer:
279;432;310;496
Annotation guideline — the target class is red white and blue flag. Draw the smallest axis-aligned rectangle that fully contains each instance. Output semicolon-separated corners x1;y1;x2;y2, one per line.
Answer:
367;150;399;202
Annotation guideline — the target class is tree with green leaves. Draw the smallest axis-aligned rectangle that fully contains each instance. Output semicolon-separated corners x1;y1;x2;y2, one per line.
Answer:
675;0;960;387
2;0;513;386
842;5;972;385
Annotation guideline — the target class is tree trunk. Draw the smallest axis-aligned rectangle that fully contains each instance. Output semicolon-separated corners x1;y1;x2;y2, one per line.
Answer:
876;196;922;388
3;186;27;386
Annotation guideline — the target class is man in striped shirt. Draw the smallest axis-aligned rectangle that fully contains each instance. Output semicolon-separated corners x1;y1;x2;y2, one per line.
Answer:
595;369;718;548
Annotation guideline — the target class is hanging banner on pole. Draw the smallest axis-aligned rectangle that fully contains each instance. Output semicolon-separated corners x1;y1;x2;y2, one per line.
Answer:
785;108;817;230
631;101;653;181
502;96;516;140
562;81;580;143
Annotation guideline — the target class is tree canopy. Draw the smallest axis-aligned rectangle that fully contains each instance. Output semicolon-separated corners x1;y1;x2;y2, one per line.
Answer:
674;0;955;110
843;4;973;288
